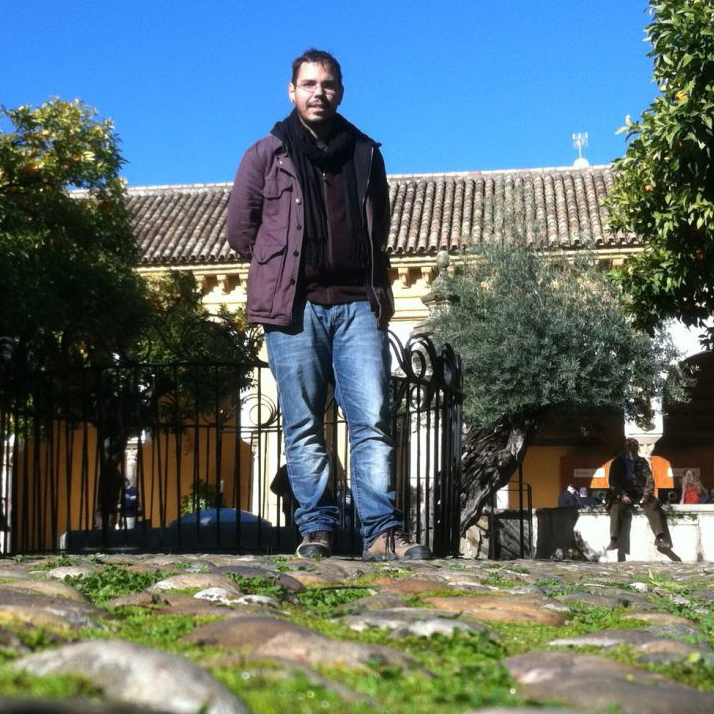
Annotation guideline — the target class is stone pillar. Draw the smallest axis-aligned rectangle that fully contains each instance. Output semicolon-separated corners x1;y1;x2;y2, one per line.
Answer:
624;398;663;464
411;250;456;339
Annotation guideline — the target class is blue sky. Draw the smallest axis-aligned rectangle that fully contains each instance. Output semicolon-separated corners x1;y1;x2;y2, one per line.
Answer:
2;1;657;186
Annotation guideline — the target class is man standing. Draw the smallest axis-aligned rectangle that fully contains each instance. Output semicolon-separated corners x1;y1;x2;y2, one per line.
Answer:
226;49;430;561
607;438;670;550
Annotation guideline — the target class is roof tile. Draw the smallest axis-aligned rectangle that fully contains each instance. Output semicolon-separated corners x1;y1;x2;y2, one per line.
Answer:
123;166;634;266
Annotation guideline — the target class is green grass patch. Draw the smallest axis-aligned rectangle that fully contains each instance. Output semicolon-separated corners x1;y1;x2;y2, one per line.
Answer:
30;555;78;571
0;667;100;701
508;565;531;574
490;604;649;656
2;558;710;714
266;555;293;572
374;564;413;577
646;591;714;648
224;574;285;599
295;587;374;617
321;631;521;714
80;608;222;655
66;565;172;605
535;579;591;597
647;655;714;691
579;643;714;692
4;626;68;653
214;668;355;714
481;574;523;588
405;588;507;607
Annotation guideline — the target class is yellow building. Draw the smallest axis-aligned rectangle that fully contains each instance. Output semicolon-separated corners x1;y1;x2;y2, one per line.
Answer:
127;165;714;510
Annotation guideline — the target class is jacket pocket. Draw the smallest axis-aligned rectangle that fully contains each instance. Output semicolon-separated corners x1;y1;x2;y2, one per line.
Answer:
261;177;292;228
247;238;287;316
254;238;286;264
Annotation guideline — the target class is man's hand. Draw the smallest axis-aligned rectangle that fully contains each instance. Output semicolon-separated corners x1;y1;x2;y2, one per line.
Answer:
621;495;632;505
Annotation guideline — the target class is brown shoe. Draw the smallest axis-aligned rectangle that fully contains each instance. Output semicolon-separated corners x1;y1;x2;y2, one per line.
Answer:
363;528;432;561
606;538;619;551
296;530;333;559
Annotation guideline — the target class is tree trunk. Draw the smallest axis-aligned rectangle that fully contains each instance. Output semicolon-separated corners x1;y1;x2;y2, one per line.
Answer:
459;418;536;535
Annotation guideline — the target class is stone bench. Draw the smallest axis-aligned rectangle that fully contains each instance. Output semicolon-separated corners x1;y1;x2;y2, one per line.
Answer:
535;504;714;562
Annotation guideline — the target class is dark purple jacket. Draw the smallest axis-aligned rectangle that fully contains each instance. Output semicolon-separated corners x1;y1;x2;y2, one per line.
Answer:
225;132;394;327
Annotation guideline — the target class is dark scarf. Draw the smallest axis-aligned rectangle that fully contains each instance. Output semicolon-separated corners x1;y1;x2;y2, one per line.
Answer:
271;109;369;272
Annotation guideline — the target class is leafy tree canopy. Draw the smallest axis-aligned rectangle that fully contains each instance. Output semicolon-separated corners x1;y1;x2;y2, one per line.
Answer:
432;239;686;432
0;98;147;356
0;100;260;524
607;0;714;346
0;98;258;372
0;98;260;420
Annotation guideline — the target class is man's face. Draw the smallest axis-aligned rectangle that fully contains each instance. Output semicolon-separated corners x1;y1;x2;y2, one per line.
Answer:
288;61;343;132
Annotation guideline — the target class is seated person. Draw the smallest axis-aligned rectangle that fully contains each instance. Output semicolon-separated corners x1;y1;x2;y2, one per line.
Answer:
607;438;669;550
577;486;598;507
680;469;705;504
558;484;579;508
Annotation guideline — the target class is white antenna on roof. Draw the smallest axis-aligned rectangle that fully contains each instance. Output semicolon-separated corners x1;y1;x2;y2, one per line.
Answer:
572;132;590;168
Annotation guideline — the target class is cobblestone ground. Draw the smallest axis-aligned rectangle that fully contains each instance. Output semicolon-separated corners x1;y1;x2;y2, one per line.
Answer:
1;554;713;713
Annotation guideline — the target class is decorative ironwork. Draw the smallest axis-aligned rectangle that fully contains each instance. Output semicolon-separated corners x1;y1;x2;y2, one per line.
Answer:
0;329;463;557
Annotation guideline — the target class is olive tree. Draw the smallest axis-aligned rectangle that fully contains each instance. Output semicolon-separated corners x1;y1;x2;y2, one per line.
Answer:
431;238;687;533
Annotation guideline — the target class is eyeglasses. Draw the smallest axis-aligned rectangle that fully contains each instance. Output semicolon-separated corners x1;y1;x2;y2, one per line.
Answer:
295;82;340;98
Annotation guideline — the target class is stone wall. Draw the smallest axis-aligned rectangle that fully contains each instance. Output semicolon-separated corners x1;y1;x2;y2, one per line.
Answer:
534;505;714;563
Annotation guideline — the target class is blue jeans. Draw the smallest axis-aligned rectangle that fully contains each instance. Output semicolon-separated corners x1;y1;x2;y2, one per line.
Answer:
265;300;402;547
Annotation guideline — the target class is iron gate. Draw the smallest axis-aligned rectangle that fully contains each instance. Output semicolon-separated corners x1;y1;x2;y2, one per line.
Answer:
0;332;462;556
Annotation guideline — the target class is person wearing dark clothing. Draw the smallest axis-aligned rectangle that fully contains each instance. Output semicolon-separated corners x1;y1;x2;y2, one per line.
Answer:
607;438;669;550
226;49;429;562
558;485;580;508
119;478;138;529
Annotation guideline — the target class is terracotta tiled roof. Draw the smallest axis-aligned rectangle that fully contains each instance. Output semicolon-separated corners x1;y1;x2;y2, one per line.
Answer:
126;165;635;267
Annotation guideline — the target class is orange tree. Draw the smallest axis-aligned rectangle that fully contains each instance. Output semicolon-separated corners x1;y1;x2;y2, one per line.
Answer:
0;99;144;360
0;99;259;526
607;0;714;346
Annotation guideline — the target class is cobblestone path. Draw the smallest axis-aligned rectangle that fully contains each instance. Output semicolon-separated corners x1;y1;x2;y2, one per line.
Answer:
1;554;713;713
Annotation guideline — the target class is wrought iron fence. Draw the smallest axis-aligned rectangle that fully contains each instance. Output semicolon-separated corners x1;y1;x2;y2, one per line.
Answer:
0;332;463;557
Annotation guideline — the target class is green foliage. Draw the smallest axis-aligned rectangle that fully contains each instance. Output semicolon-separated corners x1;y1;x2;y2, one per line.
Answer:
295;587;374;617
135;269;260;371
223;573;285;598
66;564;170;604
328;630;520;714
77;608;221;662
606;0;714;345
481;569;522;588
34;554;77;570
0;668;100;701
0;99;146;355
5;558;712;713
0;99;259;396
180;478;225;514
432;238;686;428
4;625;64;653
214;668;355;714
